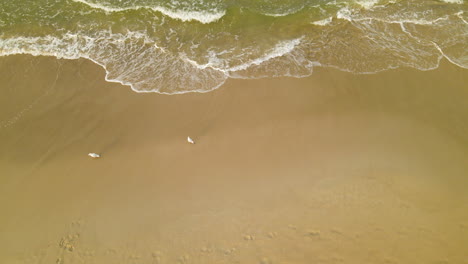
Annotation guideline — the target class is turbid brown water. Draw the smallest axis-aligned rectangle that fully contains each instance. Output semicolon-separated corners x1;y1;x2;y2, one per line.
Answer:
0;55;467;264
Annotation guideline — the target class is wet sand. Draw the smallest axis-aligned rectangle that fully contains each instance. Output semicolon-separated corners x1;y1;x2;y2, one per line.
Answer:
0;55;467;264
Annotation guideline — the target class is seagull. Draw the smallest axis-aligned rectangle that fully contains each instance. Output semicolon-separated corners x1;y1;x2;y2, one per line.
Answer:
187;136;195;144
88;153;101;158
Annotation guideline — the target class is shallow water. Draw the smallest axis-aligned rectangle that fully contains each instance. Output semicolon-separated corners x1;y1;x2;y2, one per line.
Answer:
1;0;467;93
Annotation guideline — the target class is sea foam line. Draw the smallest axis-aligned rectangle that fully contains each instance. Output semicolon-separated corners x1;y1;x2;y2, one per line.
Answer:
0;43;225;95
71;0;225;24
336;6;452;25
456;11;468;25
181;37;303;73
0;32;229;94
399;23;466;70
430;41;468;70
227;37;303;72
312;17;333;26
355;0;380;9
440;0;464;4
261;5;306;17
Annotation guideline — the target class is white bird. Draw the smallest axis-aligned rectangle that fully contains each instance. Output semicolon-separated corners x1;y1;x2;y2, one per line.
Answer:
88;153;101;158
187;136;195;144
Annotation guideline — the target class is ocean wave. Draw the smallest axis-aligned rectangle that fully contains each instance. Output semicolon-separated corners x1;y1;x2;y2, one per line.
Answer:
1;18;465;94
0;0;466;94
71;0;226;24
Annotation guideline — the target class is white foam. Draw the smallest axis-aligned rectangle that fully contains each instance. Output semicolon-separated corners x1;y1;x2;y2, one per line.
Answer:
180;52;222;71
72;0;139;12
336;7;353;21
430;41;468;69
312;17;333;26
440;0;464;4
227;38;303;72
180;37;303;74
355;0;380;9
336;6;451;26
71;0;225;24
456;11;468;24
261;6;305;17
0;31;228;94
0;35;82;59
1;0;467;95
263;12;294;17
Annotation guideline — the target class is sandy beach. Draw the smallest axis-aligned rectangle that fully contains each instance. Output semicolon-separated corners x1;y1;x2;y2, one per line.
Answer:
0;55;467;264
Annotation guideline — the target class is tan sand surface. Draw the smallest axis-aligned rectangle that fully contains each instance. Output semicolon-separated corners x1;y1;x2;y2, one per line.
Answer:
0;55;467;264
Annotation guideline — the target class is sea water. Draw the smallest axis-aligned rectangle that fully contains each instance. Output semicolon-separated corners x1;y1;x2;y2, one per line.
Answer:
0;0;466;93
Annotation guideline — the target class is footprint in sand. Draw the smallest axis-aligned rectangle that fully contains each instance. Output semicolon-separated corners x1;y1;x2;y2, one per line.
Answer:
59;234;79;252
267;232;278;238
223;247;237;255
243;234;255;241
200;247;214;254
54;219;88;264
152;251;163;264
304;229;321;237
177;254;190;263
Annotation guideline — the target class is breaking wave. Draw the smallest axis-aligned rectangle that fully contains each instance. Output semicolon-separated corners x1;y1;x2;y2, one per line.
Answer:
71;0;226;24
0;0;467;94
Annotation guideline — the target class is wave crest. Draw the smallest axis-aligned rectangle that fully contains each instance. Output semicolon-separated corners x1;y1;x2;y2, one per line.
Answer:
0;0;467;94
71;0;226;24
